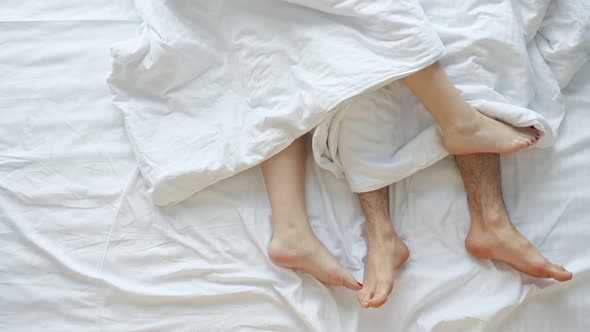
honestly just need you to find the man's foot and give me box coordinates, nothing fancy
[465,213,573,282]
[268,224,362,291]
[441,108,540,155]
[358,231,410,308]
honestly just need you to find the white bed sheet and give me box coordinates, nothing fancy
[1,1,589,332]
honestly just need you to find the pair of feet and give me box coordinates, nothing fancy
[267,108,571,308]
[358,210,573,309]
[268,210,572,309]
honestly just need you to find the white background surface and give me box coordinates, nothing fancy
[1,1,589,331]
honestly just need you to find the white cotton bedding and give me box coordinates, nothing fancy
[108,0,446,206]
[109,0,589,205]
[1,1,590,332]
[316,0,590,192]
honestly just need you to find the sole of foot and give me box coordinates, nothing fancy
[268,227,362,291]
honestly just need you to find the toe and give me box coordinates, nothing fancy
[519,127,534,137]
[547,264,573,282]
[525,126,539,135]
[368,280,394,308]
[529,259,551,277]
[520,129,540,145]
[357,285,374,307]
[523,137,534,148]
[519,133,533,142]
[342,272,362,291]
[356,290,365,304]
[360,289,374,308]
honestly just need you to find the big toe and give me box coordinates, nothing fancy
[547,264,573,282]
[526,127,541,140]
[342,271,362,291]
[516,132,535,146]
[524,126,540,135]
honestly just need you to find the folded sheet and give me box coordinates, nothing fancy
[108,0,445,205]
[2,1,590,330]
[109,0,589,204]
[314,0,589,191]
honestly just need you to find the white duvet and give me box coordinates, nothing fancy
[109,0,588,205]
[2,1,590,331]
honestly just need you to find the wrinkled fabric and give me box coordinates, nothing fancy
[108,0,445,205]
[315,0,589,192]
[109,0,589,205]
[2,1,590,331]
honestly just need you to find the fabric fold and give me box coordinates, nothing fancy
[313,0,582,192]
[109,0,589,203]
[109,0,444,205]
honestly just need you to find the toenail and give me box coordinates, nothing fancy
[357,282,363,287]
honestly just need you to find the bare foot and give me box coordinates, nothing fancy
[268,224,362,291]
[465,213,573,282]
[441,108,540,155]
[358,231,409,308]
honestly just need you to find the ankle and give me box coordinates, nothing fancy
[471,207,510,230]
[441,107,479,133]
[366,221,397,241]
[272,217,312,237]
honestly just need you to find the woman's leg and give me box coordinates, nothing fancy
[262,136,362,291]
[402,62,540,155]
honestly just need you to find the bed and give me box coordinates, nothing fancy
[1,1,589,331]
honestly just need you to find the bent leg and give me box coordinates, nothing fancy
[457,153,572,281]
[357,187,409,308]
[262,136,361,290]
[402,62,539,155]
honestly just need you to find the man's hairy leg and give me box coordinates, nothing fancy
[357,187,410,308]
[457,153,572,281]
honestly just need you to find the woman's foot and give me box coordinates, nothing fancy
[465,212,573,282]
[358,230,409,308]
[268,222,362,291]
[441,108,540,155]
[402,62,539,155]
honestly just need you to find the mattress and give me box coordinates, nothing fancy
[1,1,589,332]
